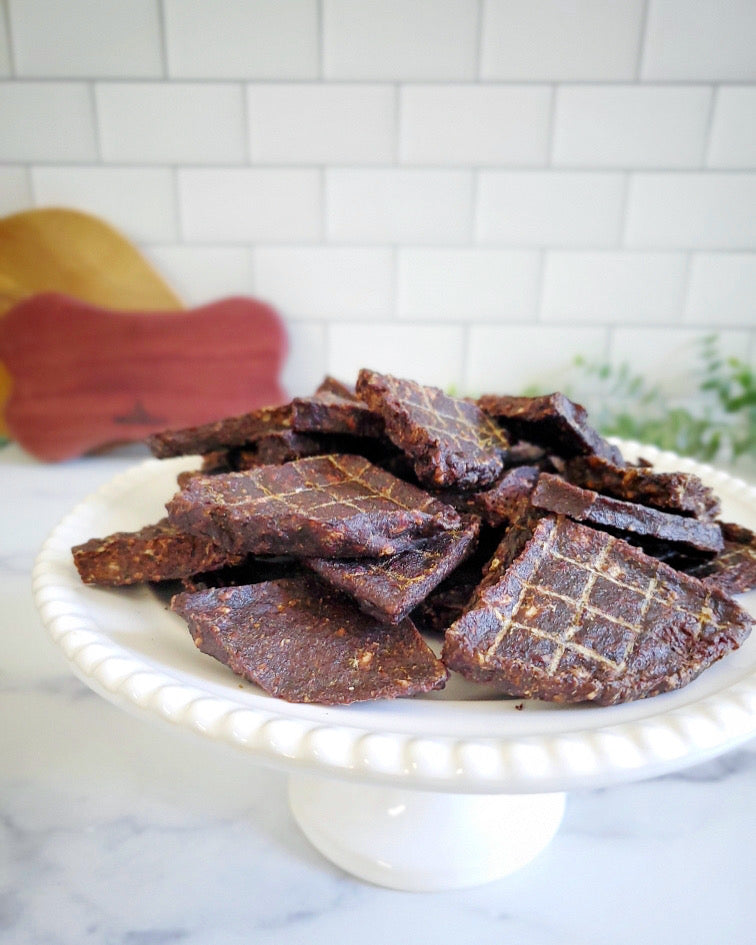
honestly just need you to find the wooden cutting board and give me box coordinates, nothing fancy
[0,293,288,461]
[0,207,183,438]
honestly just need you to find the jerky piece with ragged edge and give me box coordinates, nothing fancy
[147,403,293,458]
[182,555,303,592]
[356,369,510,490]
[563,454,721,520]
[167,453,462,559]
[72,517,242,586]
[531,473,724,555]
[291,387,385,439]
[171,574,448,705]
[442,515,752,705]
[307,515,480,625]
[686,522,756,595]
[470,465,541,527]
[478,392,624,466]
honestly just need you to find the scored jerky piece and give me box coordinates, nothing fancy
[469,466,541,527]
[563,454,721,520]
[442,515,752,705]
[531,473,724,555]
[356,369,510,490]
[685,522,756,595]
[308,515,480,625]
[147,403,293,458]
[478,392,624,466]
[291,387,385,439]
[72,517,242,586]
[167,453,462,559]
[182,555,303,592]
[171,574,448,705]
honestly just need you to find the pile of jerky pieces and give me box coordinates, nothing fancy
[72,370,756,707]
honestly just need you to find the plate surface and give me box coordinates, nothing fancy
[32,442,756,794]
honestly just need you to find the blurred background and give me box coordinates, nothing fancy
[0,0,754,465]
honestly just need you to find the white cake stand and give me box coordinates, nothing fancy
[32,444,756,891]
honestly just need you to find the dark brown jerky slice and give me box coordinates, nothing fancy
[291,388,385,438]
[686,521,756,595]
[356,369,510,490]
[470,466,541,527]
[477,392,624,466]
[563,454,721,520]
[316,375,358,399]
[167,453,461,559]
[72,517,242,586]
[147,403,293,458]
[531,473,724,555]
[442,515,752,705]
[182,555,303,593]
[308,516,480,625]
[171,575,448,704]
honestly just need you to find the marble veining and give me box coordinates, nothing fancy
[1,442,755,944]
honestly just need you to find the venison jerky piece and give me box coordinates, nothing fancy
[531,473,724,555]
[147,404,293,458]
[356,369,510,490]
[167,453,462,559]
[686,522,756,595]
[470,466,541,527]
[478,392,624,466]
[563,454,721,520]
[316,375,358,399]
[72,517,242,586]
[442,515,752,705]
[308,515,480,625]
[182,555,303,592]
[171,575,448,705]
[291,388,385,439]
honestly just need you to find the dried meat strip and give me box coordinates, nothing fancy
[470,466,541,527]
[685,522,756,595]
[356,369,510,490]
[291,388,385,439]
[563,455,721,520]
[171,575,448,704]
[167,453,461,559]
[147,404,293,458]
[308,515,480,625]
[478,392,624,466]
[531,473,724,555]
[442,515,752,705]
[72,517,242,586]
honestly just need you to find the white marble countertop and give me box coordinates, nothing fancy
[2,440,755,945]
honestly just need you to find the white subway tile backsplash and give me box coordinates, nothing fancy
[465,324,608,395]
[144,245,252,307]
[164,0,318,79]
[481,0,644,80]
[541,252,687,323]
[476,171,624,247]
[685,253,756,325]
[625,173,756,249]
[248,85,395,165]
[328,323,465,390]
[8,0,162,77]
[398,248,539,320]
[642,0,756,81]
[31,166,177,243]
[0,82,97,162]
[0,166,31,216]
[400,85,551,166]
[707,88,756,169]
[179,168,321,243]
[323,0,478,80]
[326,169,473,244]
[97,83,246,165]
[553,86,711,169]
[254,246,393,320]
[608,327,751,398]
[281,321,328,397]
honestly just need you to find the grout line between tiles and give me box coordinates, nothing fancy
[700,85,719,168]
[88,81,102,162]
[157,0,169,79]
[634,0,650,81]
[474,0,485,81]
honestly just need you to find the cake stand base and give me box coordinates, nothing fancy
[288,774,566,891]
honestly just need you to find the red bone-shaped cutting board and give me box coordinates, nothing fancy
[0,293,288,461]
